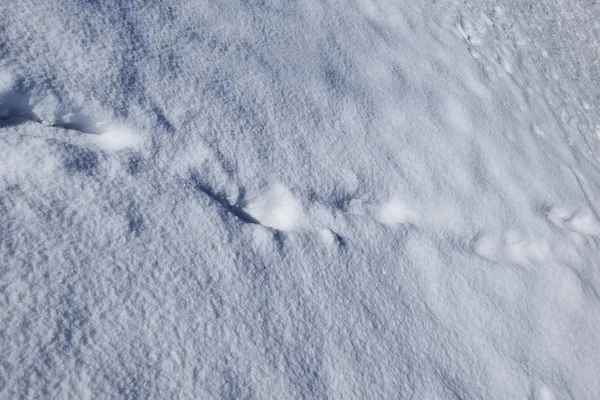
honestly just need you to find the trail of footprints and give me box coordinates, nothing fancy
[198,177,600,269]
[3,81,598,262]
[4,104,599,263]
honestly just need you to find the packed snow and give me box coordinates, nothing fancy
[1,0,600,398]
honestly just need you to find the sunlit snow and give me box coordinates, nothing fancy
[1,0,600,398]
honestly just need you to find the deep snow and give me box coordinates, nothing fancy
[1,0,600,398]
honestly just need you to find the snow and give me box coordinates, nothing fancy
[90,124,141,151]
[376,197,415,226]
[1,0,600,398]
[244,184,302,231]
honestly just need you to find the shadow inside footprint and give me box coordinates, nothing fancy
[189,170,260,225]
[0,89,40,128]
[1,86,100,134]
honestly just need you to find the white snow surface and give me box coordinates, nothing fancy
[1,0,600,398]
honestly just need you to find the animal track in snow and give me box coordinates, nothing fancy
[0,105,140,151]
[376,197,417,226]
[318,228,346,249]
[189,170,260,225]
[1,74,140,151]
[188,175,302,232]
[88,123,140,151]
[473,230,552,266]
[243,184,303,231]
[547,206,600,237]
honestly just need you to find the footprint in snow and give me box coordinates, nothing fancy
[547,206,600,237]
[376,197,417,226]
[473,230,552,266]
[0,72,140,151]
[243,184,303,231]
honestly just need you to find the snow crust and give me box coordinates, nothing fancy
[1,0,600,398]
